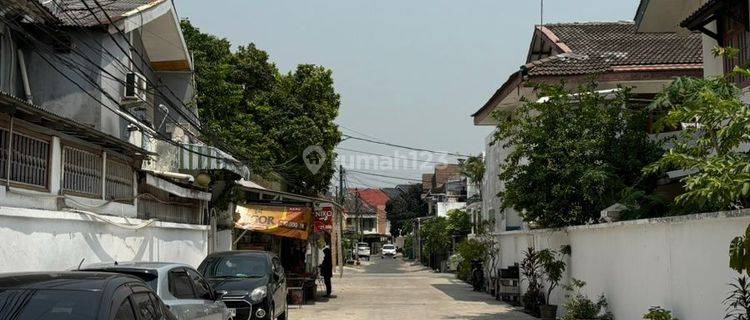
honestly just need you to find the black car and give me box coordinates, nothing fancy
[0,272,176,320]
[198,251,288,320]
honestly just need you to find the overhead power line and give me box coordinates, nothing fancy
[344,169,423,182]
[341,134,471,158]
[336,147,446,165]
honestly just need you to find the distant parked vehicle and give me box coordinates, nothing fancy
[0,272,177,320]
[79,261,231,320]
[382,244,397,258]
[199,251,288,320]
[356,242,371,260]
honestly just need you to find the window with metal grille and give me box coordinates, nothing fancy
[106,158,134,201]
[0,128,50,188]
[62,146,102,197]
[11,132,50,188]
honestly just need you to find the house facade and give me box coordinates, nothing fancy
[471,22,703,235]
[0,0,243,272]
[345,188,390,236]
[421,163,473,217]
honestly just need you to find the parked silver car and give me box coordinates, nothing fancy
[79,262,232,320]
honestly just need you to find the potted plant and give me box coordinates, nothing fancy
[560,278,613,320]
[538,248,566,319]
[643,306,678,320]
[520,248,545,316]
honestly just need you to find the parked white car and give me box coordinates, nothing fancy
[382,244,397,258]
[356,242,371,260]
[79,262,232,320]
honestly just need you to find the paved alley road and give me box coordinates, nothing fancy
[289,255,534,320]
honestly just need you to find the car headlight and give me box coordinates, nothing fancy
[250,286,267,303]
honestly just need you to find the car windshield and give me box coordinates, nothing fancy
[383,245,395,249]
[0,289,100,320]
[357,243,368,248]
[200,255,268,279]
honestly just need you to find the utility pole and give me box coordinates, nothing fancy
[338,165,345,278]
[354,188,362,261]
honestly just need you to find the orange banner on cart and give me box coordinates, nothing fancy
[235,205,312,240]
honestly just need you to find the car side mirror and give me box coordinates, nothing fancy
[213,289,228,300]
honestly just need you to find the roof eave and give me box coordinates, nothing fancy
[0,91,152,158]
[634,0,652,29]
[471,70,523,125]
[680,0,723,30]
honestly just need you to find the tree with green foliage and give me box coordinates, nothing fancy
[385,185,428,235]
[420,217,451,269]
[446,209,471,238]
[455,238,489,281]
[646,73,750,211]
[181,20,341,195]
[460,155,485,199]
[493,82,662,228]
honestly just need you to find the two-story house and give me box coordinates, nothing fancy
[471,22,703,234]
[0,0,244,272]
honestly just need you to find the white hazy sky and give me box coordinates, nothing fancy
[176,0,641,187]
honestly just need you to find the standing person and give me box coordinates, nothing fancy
[320,247,333,297]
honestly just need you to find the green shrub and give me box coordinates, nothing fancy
[643,306,678,320]
[455,239,488,282]
[560,279,613,320]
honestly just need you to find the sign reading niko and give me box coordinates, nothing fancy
[235,205,312,240]
[314,203,334,232]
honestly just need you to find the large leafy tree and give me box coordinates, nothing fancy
[385,184,428,236]
[446,209,472,238]
[494,83,662,228]
[420,217,451,258]
[181,20,341,195]
[646,74,750,210]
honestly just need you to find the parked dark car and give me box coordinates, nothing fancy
[198,251,288,320]
[0,272,176,320]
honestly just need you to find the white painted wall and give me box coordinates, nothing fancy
[495,210,750,320]
[702,22,723,78]
[482,131,522,232]
[216,229,233,252]
[0,206,209,272]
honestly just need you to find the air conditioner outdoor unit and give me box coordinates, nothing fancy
[124,72,147,101]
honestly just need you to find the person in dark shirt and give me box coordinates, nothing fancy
[320,247,333,296]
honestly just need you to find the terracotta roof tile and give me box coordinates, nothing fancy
[352,188,390,208]
[526,22,702,76]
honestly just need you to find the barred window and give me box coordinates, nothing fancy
[106,158,134,201]
[0,128,50,188]
[62,146,102,197]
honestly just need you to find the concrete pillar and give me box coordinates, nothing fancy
[49,136,62,195]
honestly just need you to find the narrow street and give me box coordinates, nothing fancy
[290,255,533,320]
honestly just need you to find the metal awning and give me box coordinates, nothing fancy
[0,91,152,158]
[144,171,211,201]
[179,143,251,180]
[237,180,343,210]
